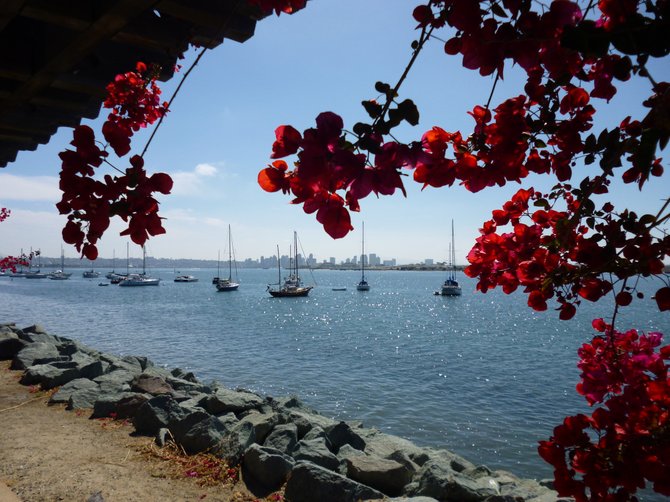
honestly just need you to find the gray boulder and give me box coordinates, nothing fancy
[133,394,186,435]
[115,393,151,419]
[0,331,26,360]
[20,361,80,389]
[243,444,294,489]
[407,461,499,501]
[284,461,384,502]
[170,410,230,454]
[346,455,414,497]
[238,410,278,444]
[217,419,256,465]
[50,378,100,404]
[92,392,144,418]
[131,374,174,396]
[167,375,206,394]
[11,342,59,370]
[20,324,48,335]
[202,388,264,415]
[93,369,135,393]
[171,367,199,383]
[494,471,560,501]
[292,437,340,472]
[286,409,337,439]
[264,422,298,454]
[326,421,366,453]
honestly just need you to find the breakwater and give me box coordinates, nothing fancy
[1,322,565,502]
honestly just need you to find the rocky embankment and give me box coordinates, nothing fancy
[0,322,568,502]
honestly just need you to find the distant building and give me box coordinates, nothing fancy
[370,253,380,266]
[383,259,396,267]
[329,257,336,265]
[424,258,434,266]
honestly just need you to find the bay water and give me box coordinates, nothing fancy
[1,268,667,485]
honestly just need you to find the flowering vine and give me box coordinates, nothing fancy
[539,320,670,500]
[56,62,173,260]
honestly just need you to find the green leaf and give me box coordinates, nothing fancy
[374,81,393,97]
[397,99,420,126]
[639,214,656,226]
[353,122,372,137]
[362,100,383,119]
[490,2,508,17]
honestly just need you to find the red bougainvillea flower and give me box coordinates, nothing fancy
[57,62,172,258]
[0,207,10,223]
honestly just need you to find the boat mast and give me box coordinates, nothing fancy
[142,246,146,275]
[228,224,233,281]
[294,231,299,281]
[361,221,365,282]
[277,245,281,286]
[451,219,456,280]
[126,242,129,275]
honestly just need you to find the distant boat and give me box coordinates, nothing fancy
[268,231,313,297]
[119,246,159,287]
[356,221,370,291]
[110,244,130,283]
[24,271,47,279]
[25,249,47,278]
[216,225,240,292]
[83,261,99,278]
[98,282,110,286]
[175,275,198,283]
[332,287,347,291]
[106,250,118,279]
[435,220,462,296]
[49,248,72,280]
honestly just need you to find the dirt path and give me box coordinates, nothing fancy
[0,361,258,502]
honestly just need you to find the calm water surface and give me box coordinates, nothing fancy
[1,268,667,484]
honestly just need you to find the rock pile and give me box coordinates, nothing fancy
[1,322,568,502]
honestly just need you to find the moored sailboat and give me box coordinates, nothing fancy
[268,232,312,297]
[356,222,370,291]
[48,247,72,280]
[119,246,159,286]
[436,220,462,296]
[83,260,99,278]
[216,225,239,292]
[25,249,47,279]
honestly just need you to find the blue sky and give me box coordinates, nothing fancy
[1,1,668,265]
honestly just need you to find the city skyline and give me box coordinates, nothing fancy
[15,248,441,269]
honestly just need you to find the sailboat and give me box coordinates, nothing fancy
[436,220,462,296]
[82,260,99,278]
[106,249,123,280]
[49,247,72,280]
[118,246,159,286]
[356,222,370,291]
[268,231,313,297]
[25,249,47,279]
[216,225,239,291]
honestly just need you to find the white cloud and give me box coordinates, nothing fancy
[169,163,222,196]
[0,174,60,201]
[194,163,218,176]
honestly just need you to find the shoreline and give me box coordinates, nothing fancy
[1,322,565,501]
